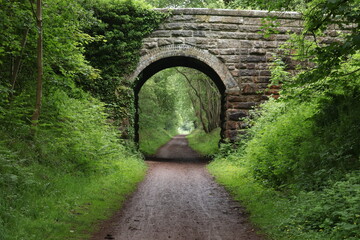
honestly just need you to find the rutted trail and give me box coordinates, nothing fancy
[91,135,263,240]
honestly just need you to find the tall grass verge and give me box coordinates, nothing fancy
[139,128,178,156]
[186,128,221,156]
[0,89,146,240]
[208,159,332,240]
[208,94,360,239]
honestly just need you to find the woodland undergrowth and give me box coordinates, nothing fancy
[0,88,147,240]
[0,0,165,239]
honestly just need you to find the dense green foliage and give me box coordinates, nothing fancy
[209,159,360,240]
[144,0,225,8]
[0,0,163,239]
[81,0,167,137]
[0,88,146,239]
[208,161,330,240]
[245,92,360,190]
[225,0,308,10]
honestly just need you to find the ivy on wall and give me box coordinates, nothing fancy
[80,0,168,138]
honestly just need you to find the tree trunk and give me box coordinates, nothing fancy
[176,68,221,133]
[31,0,43,125]
[10,27,30,93]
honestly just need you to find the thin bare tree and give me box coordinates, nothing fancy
[175,68,221,133]
[30,0,43,125]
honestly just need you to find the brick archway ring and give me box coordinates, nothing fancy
[128,44,239,92]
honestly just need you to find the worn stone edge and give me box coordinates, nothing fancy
[154,8,302,19]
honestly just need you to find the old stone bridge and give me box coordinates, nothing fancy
[129,8,337,141]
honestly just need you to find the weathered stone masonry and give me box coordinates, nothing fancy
[129,8,338,141]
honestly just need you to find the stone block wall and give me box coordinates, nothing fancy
[132,8,338,141]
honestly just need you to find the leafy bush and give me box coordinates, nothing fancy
[209,158,360,240]
[82,0,167,129]
[288,172,360,239]
[37,89,128,172]
[242,99,317,188]
[0,88,146,239]
[0,0,166,239]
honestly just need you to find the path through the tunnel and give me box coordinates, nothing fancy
[91,135,263,240]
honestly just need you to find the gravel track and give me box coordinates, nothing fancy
[91,135,264,240]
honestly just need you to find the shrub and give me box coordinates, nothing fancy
[288,172,360,239]
[243,99,318,188]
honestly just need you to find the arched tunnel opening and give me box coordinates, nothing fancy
[133,56,227,153]
[134,56,226,94]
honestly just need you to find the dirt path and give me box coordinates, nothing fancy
[91,135,264,240]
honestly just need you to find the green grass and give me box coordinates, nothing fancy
[207,158,334,240]
[139,128,177,155]
[186,128,221,156]
[0,149,146,240]
[0,89,148,240]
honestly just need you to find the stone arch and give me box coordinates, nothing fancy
[129,44,239,143]
[129,44,239,93]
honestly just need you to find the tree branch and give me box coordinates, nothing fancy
[28,0,38,21]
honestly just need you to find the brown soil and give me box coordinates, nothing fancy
[91,135,264,240]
